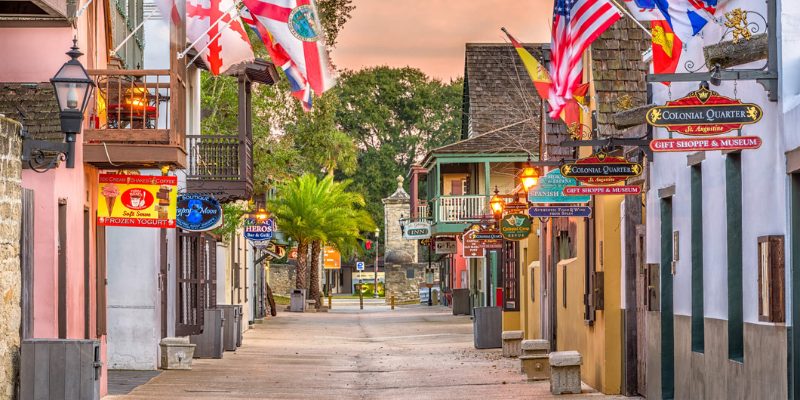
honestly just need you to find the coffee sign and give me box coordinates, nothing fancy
[176,194,223,232]
[500,214,532,240]
[646,86,762,136]
[560,152,643,185]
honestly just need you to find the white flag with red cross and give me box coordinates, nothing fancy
[186,0,255,75]
[241,0,335,95]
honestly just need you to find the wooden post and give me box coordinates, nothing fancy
[391,295,395,310]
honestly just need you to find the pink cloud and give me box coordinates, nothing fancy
[332,0,554,80]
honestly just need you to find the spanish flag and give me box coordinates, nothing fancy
[502,28,551,100]
[652,20,682,84]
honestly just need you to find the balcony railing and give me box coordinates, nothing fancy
[185,134,253,201]
[436,195,488,223]
[83,69,186,168]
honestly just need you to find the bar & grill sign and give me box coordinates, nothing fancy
[176,194,223,232]
[244,217,275,242]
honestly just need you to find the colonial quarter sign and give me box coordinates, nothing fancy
[646,86,763,136]
[560,152,643,185]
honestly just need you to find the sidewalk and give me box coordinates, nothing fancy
[106,305,634,399]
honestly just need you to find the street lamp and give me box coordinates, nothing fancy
[23,38,95,170]
[255,208,269,222]
[374,228,380,299]
[520,158,540,191]
[489,186,505,220]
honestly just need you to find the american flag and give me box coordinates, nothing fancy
[549,0,621,118]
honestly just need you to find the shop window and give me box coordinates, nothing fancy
[758,236,785,323]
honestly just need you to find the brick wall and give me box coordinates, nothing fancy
[0,115,22,400]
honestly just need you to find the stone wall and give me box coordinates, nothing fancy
[384,262,439,304]
[0,116,22,400]
[268,263,296,297]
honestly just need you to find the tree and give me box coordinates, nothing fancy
[333,67,464,232]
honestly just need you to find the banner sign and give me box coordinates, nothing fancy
[435,237,457,254]
[98,174,177,228]
[462,230,486,258]
[500,214,532,240]
[529,206,592,218]
[476,230,503,250]
[650,136,762,152]
[323,247,341,270]
[403,221,432,240]
[528,169,590,204]
[646,86,762,136]
[564,186,642,195]
[176,194,223,232]
[560,152,643,185]
[243,217,275,242]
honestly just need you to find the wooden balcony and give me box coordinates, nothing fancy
[435,195,489,223]
[185,133,253,202]
[83,69,186,169]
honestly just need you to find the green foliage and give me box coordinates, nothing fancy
[211,202,249,240]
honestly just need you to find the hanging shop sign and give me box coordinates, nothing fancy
[435,237,457,254]
[175,194,223,232]
[323,247,341,270]
[462,230,486,258]
[243,217,275,242]
[649,136,762,152]
[476,230,503,250]
[263,242,288,262]
[500,214,532,240]
[403,221,432,240]
[528,169,590,204]
[503,201,529,215]
[646,86,763,136]
[97,174,177,228]
[529,206,592,218]
[560,152,643,185]
[564,185,642,195]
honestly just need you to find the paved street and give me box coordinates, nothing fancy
[107,301,630,399]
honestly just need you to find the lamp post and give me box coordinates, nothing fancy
[23,38,95,170]
[374,228,380,299]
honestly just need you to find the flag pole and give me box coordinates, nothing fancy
[186,11,240,66]
[75,0,94,18]
[112,8,160,56]
[178,0,240,59]
[608,0,653,38]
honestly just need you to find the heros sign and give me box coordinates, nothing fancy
[97,174,177,228]
[176,194,223,232]
[646,86,762,136]
[244,217,275,242]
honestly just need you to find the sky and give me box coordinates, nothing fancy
[331,0,554,81]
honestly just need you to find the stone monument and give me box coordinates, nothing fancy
[382,176,426,304]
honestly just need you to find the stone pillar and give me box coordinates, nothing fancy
[0,116,22,399]
[382,176,423,303]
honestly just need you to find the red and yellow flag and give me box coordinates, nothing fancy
[652,20,682,84]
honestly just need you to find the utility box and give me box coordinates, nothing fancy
[473,306,502,349]
[190,309,225,358]
[219,305,242,351]
[290,289,307,312]
[452,288,471,315]
[20,339,102,400]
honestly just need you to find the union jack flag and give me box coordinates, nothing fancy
[549,0,621,118]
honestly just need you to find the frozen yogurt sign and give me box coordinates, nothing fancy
[97,174,177,228]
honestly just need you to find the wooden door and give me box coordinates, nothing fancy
[635,224,647,395]
[176,231,206,336]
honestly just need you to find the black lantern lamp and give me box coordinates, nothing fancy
[520,157,540,191]
[489,186,505,221]
[49,38,94,168]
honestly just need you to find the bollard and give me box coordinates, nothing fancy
[359,290,364,310]
[391,295,395,310]
[328,295,332,309]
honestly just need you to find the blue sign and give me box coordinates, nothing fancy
[244,217,275,242]
[529,206,592,218]
[528,170,590,204]
[176,194,223,232]
[356,261,365,271]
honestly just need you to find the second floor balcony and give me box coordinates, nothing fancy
[434,195,488,223]
[84,68,186,169]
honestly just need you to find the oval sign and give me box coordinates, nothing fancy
[176,194,223,232]
[500,214,532,241]
[244,217,275,242]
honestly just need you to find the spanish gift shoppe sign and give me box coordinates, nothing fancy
[97,174,177,228]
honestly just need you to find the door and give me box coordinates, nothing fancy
[635,224,647,395]
[176,231,216,336]
[20,189,34,339]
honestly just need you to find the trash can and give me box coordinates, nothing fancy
[219,305,241,351]
[190,308,225,358]
[452,288,471,315]
[290,289,307,312]
[473,306,502,349]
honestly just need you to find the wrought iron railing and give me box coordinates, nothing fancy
[186,134,243,180]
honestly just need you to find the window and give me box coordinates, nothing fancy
[502,241,519,311]
[690,165,704,352]
[757,236,785,323]
[406,268,415,279]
